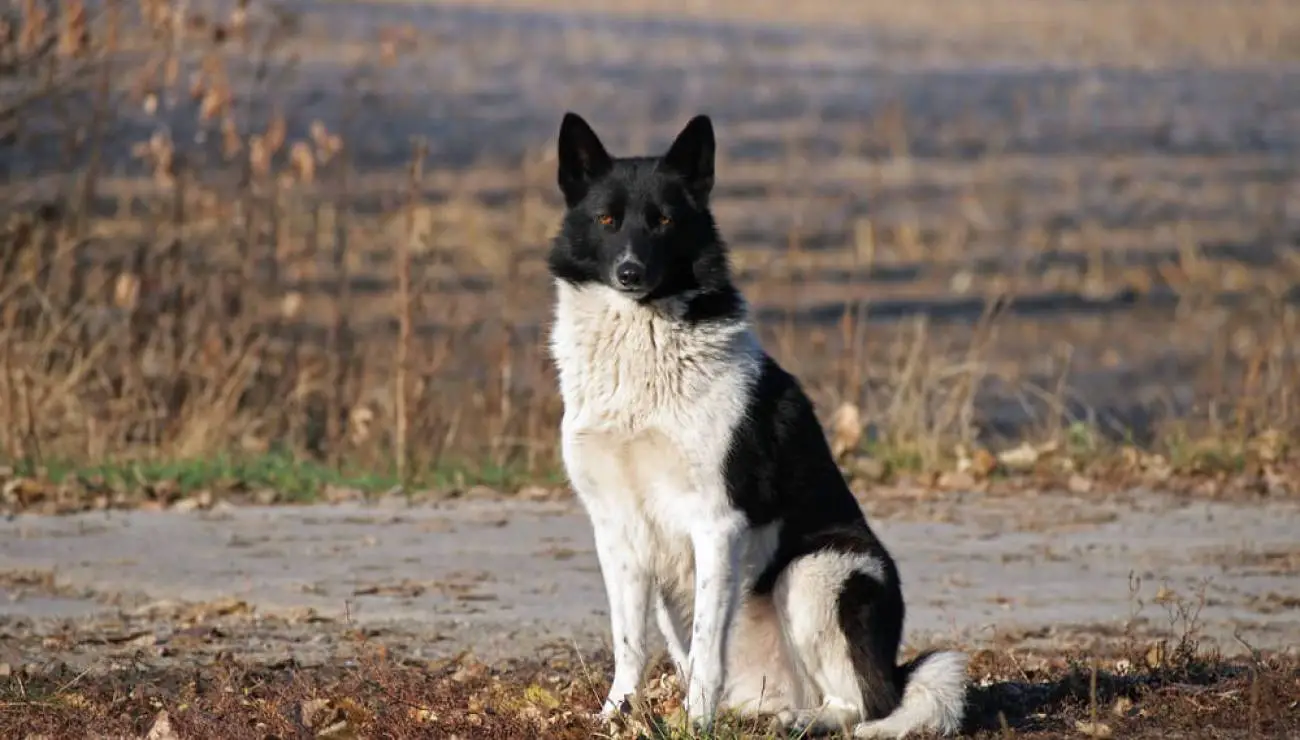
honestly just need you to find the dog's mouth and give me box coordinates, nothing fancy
[612,283,654,300]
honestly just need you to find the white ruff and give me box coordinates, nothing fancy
[549,282,758,438]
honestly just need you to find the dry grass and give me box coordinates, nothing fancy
[1,635,1297,738]
[1,0,1298,509]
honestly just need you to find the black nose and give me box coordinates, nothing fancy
[615,261,645,289]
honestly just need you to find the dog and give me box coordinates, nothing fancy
[546,111,968,738]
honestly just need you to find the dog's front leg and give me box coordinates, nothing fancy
[589,510,653,718]
[685,513,746,729]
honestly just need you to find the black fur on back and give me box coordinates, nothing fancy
[728,356,909,719]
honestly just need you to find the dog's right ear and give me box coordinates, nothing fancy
[557,112,613,207]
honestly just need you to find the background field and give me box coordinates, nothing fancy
[2,0,1299,737]
[4,0,1300,493]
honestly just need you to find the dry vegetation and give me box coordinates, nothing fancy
[2,606,1298,739]
[1,0,1298,514]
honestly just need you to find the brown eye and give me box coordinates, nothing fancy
[658,215,672,226]
[597,214,615,227]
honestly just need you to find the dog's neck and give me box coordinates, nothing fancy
[549,281,759,427]
[552,280,752,350]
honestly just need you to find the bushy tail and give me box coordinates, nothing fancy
[853,650,968,739]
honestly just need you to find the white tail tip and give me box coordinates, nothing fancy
[854,650,969,739]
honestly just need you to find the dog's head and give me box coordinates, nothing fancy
[547,112,731,304]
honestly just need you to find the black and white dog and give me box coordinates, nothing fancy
[546,112,967,738]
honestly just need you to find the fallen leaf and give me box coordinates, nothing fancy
[970,448,999,479]
[937,470,978,491]
[998,442,1040,471]
[1112,696,1135,717]
[829,403,862,459]
[523,684,561,710]
[146,479,182,504]
[518,485,553,501]
[1249,428,1286,463]
[146,710,179,740]
[300,698,332,729]
[408,706,438,723]
[851,457,890,483]
[2,478,53,506]
[1067,474,1095,495]
[1074,719,1113,737]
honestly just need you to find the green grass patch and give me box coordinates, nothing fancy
[6,452,565,503]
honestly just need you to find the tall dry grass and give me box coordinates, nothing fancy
[0,0,1297,496]
[0,0,570,489]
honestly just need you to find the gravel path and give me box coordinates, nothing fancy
[2,490,1297,673]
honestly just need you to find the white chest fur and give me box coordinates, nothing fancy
[549,282,759,528]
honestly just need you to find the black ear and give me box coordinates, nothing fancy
[557,112,613,206]
[660,114,715,201]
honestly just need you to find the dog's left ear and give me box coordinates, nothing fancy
[660,114,715,201]
[557,112,613,207]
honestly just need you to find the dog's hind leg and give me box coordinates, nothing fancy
[773,551,903,736]
[718,594,799,720]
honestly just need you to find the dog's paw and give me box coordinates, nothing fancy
[775,707,854,737]
[688,712,715,734]
[683,680,720,733]
[597,694,633,721]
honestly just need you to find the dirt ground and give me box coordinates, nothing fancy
[3,487,1298,672]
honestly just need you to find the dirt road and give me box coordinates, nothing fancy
[2,488,1297,675]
